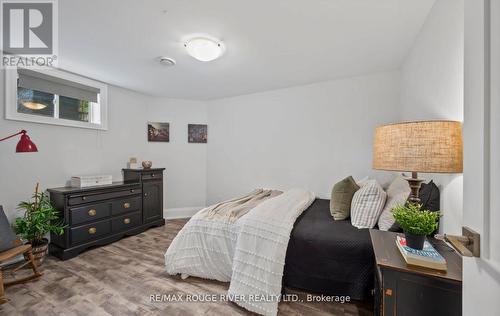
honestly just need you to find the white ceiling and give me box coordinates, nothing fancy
[59,0,436,100]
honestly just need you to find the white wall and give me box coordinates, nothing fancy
[0,70,207,222]
[146,98,207,211]
[206,71,400,204]
[399,0,464,234]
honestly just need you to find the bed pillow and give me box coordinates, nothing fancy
[386,175,410,197]
[377,176,410,231]
[330,176,360,220]
[351,180,387,229]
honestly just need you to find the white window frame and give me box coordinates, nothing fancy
[5,67,108,130]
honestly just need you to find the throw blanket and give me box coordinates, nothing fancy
[165,188,315,316]
[227,189,315,315]
[197,189,282,223]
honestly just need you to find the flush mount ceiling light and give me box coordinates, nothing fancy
[21,102,47,110]
[184,37,224,62]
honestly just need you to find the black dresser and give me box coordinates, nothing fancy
[49,168,165,260]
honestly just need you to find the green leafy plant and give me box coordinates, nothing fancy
[14,183,66,246]
[391,203,440,235]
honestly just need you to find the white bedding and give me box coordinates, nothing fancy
[165,188,315,315]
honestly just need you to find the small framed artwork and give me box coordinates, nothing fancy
[188,124,208,143]
[148,122,169,142]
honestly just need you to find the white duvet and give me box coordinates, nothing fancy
[165,188,315,315]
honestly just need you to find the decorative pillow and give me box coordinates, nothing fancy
[377,176,410,231]
[0,206,19,252]
[419,180,440,211]
[351,180,387,229]
[330,176,360,220]
[386,175,410,197]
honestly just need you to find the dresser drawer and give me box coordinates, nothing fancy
[70,219,111,245]
[112,196,141,215]
[142,171,162,181]
[68,188,141,206]
[112,211,141,233]
[70,202,111,225]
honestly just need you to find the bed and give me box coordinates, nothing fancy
[165,179,439,314]
[284,198,374,301]
[165,191,376,315]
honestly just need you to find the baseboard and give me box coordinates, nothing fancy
[164,206,204,219]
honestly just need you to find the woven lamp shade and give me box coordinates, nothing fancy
[372,120,463,173]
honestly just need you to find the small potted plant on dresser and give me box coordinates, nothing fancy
[14,183,66,266]
[392,203,441,250]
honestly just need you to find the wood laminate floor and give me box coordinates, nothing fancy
[1,219,373,316]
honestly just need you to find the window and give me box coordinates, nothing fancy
[5,68,108,130]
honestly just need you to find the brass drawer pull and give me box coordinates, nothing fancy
[88,227,97,234]
[123,218,131,224]
[123,202,130,209]
[88,209,97,216]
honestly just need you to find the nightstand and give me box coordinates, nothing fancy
[370,229,462,316]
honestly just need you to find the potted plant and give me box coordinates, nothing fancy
[14,183,66,266]
[391,203,440,250]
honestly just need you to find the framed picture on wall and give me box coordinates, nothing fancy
[148,122,169,142]
[188,124,207,143]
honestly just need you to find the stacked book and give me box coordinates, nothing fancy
[395,235,447,271]
[71,175,113,188]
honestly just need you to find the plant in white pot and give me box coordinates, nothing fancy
[14,183,66,266]
[392,203,441,250]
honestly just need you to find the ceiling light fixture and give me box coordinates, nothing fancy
[184,37,224,62]
[21,101,47,110]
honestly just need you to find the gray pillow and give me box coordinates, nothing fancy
[330,176,360,220]
[377,176,410,231]
[0,206,20,252]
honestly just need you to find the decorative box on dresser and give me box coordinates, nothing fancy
[370,229,462,316]
[48,168,165,260]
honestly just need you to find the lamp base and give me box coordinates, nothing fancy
[405,172,424,204]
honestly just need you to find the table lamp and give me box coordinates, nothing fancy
[372,120,463,204]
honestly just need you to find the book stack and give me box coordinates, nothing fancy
[71,175,113,188]
[395,235,447,271]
